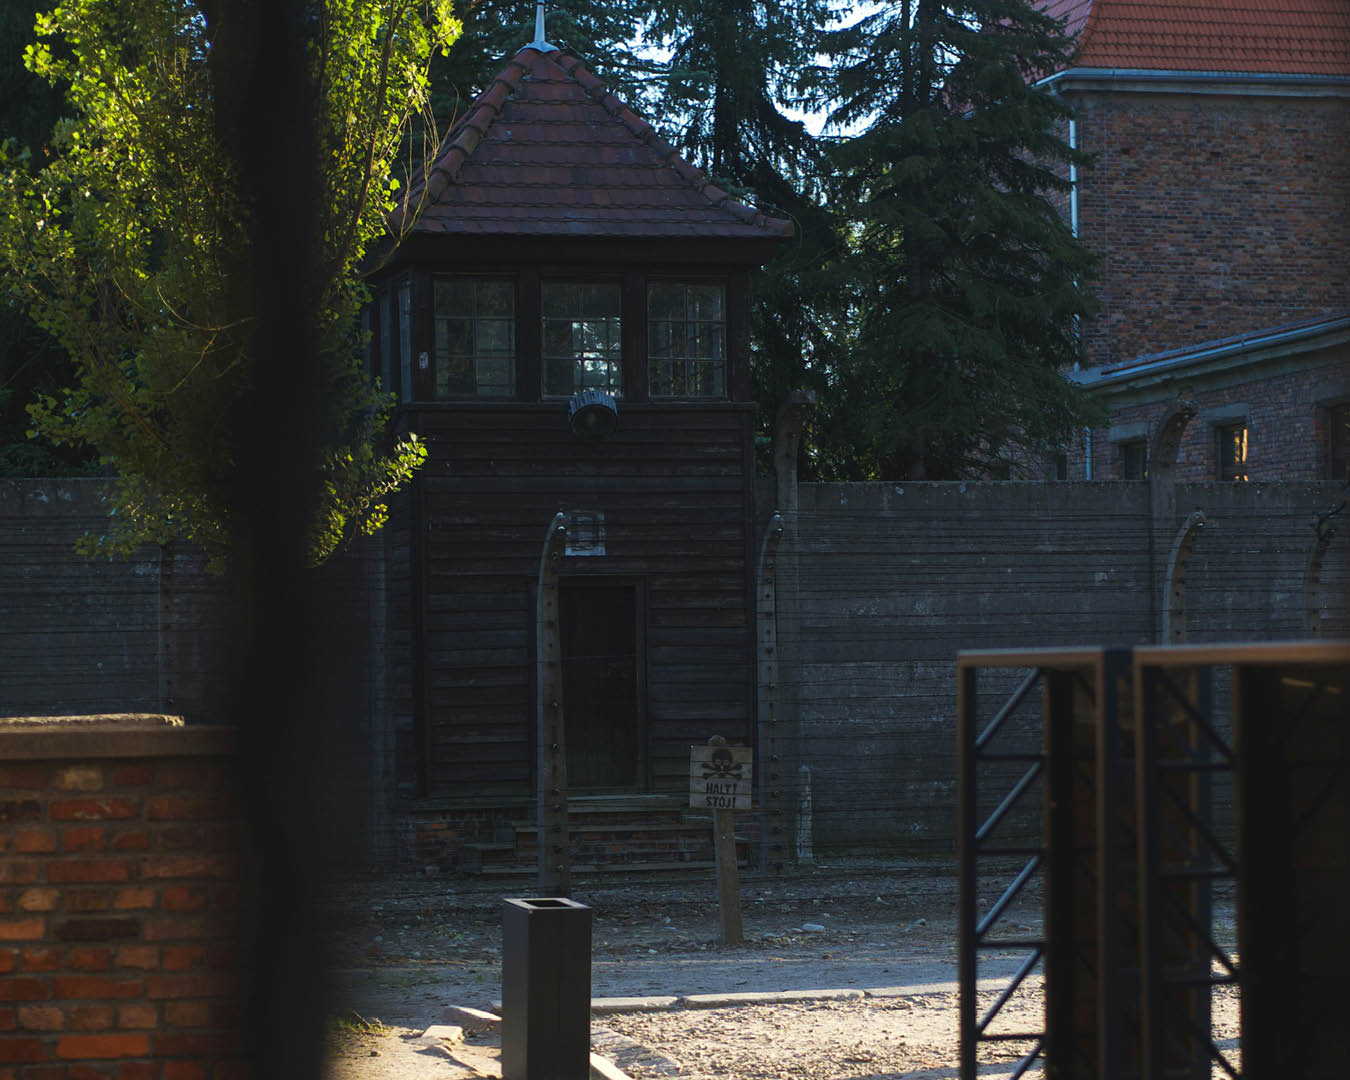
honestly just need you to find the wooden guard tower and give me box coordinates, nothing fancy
[364,28,791,870]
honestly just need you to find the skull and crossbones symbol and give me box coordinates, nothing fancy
[702,748,743,780]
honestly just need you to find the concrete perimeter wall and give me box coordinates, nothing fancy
[0,482,228,725]
[0,480,391,867]
[781,480,1350,853]
[5,477,1347,866]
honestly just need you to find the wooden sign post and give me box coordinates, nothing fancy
[691,737,752,946]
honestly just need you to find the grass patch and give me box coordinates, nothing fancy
[328,1010,391,1051]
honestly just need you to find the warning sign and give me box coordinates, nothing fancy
[689,745,753,811]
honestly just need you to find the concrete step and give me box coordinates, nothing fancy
[463,806,751,877]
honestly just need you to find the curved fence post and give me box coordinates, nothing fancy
[536,511,570,896]
[1306,499,1345,637]
[1162,510,1207,644]
[755,512,785,873]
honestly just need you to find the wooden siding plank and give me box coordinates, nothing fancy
[410,398,754,798]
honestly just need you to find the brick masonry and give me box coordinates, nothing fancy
[0,725,243,1078]
[1073,92,1350,370]
[1054,87,1350,481]
[1078,345,1350,482]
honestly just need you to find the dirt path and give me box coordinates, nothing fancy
[320,859,1237,1079]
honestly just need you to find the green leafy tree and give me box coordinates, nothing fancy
[0,0,460,567]
[0,0,99,476]
[812,0,1101,479]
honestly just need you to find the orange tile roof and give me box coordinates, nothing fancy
[399,46,793,240]
[1040,0,1096,41]
[1040,0,1350,76]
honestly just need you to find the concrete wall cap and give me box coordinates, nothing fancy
[1107,422,1150,443]
[1312,381,1350,406]
[1201,402,1252,424]
[1,713,183,727]
[0,721,236,761]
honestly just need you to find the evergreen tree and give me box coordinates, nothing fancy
[814,0,1101,480]
[429,0,657,127]
[648,0,826,183]
[645,0,845,463]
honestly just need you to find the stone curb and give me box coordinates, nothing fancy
[590,995,682,1013]
[585,975,1037,1013]
[489,981,998,1020]
[420,1021,639,1080]
[443,1005,503,1030]
[582,980,1009,1014]
[680,988,865,1008]
[589,1051,632,1080]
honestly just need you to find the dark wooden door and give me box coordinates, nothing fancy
[560,582,641,789]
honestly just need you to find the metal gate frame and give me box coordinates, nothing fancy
[1134,649,1230,1080]
[958,647,1135,1080]
[1135,642,1350,1080]
[960,640,1350,1080]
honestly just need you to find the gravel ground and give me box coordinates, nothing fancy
[601,983,1242,1080]
[603,993,1021,1080]
[320,858,1239,1079]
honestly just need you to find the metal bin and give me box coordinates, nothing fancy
[501,896,592,1080]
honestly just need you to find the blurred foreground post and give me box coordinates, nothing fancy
[211,0,332,1075]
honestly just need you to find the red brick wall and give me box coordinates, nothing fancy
[1073,91,1350,369]
[0,724,241,1080]
[1086,347,1350,481]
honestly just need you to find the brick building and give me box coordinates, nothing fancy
[1039,0,1350,482]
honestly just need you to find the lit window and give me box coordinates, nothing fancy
[1330,404,1350,483]
[564,511,606,557]
[1120,439,1148,480]
[434,277,516,397]
[1217,423,1248,482]
[541,282,622,396]
[648,283,726,397]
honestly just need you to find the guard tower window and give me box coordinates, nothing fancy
[433,277,516,397]
[648,283,726,398]
[1330,404,1350,482]
[542,282,622,396]
[1120,439,1148,480]
[1217,422,1248,482]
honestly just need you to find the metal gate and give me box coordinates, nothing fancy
[957,641,1350,1080]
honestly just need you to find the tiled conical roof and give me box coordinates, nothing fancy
[399,46,793,240]
[1040,0,1350,76]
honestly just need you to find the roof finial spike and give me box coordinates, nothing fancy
[530,1,559,53]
